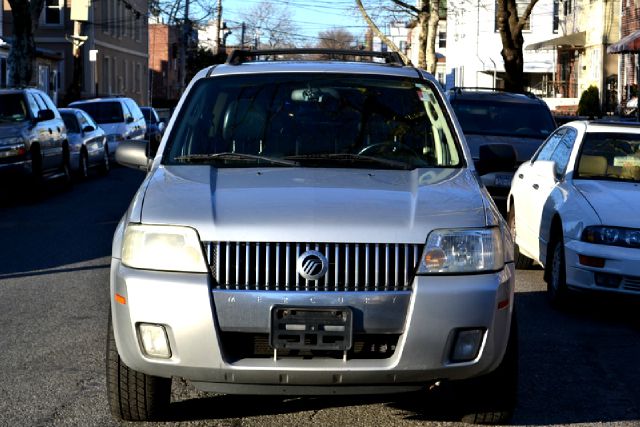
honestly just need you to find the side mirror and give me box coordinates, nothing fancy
[126,116,134,124]
[37,109,55,122]
[82,125,95,133]
[116,140,151,171]
[476,143,517,175]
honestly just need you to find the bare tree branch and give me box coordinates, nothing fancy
[355,0,411,65]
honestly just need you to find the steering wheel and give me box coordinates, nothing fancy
[358,141,420,158]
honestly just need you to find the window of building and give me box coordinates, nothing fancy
[103,57,110,94]
[136,63,142,94]
[399,40,407,53]
[495,0,530,32]
[42,0,63,26]
[564,0,573,15]
[553,0,559,33]
[0,58,6,88]
[438,32,446,48]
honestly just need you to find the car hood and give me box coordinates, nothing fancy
[464,134,546,164]
[574,181,640,228]
[0,121,30,139]
[137,166,488,243]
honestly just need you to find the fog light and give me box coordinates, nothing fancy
[138,323,171,359]
[579,254,605,268]
[594,272,622,289]
[451,329,484,362]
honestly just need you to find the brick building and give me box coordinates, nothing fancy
[149,22,182,106]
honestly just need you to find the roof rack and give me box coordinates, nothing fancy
[225,48,406,66]
[448,86,538,98]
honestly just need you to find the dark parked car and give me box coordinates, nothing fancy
[0,88,71,190]
[140,106,165,155]
[447,87,556,211]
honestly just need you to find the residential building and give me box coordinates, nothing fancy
[525,0,620,113]
[1,0,148,106]
[149,22,182,105]
[371,19,447,86]
[612,0,640,107]
[446,0,557,94]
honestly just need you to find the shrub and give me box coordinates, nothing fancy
[577,85,601,117]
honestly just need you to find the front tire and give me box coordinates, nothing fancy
[508,208,533,269]
[106,313,171,421]
[459,315,519,424]
[100,146,110,175]
[78,150,89,180]
[546,237,570,307]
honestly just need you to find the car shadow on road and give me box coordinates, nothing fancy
[154,291,640,425]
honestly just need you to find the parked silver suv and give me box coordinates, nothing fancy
[108,49,518,424]
[0,88,70,189]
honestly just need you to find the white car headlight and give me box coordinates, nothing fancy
[121,224,208,273]
[417,228,504,274]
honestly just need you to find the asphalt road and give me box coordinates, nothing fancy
[1,167,639,427]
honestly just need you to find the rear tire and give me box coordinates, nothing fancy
[106,312,171,421]
[459,315,519,424]
[508,208,533,269]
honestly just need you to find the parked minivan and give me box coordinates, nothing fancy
[0,88,71,189]
[69,97,146,156]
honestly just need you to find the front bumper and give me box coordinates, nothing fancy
[110,259,515,394]
[565,238,640,294]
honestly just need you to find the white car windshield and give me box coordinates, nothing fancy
[576,132,640,182]
[165,73,462,170]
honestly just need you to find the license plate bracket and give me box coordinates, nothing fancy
[270,306,353,351]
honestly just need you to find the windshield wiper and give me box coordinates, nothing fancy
[284,153,414,169]
[174,152,298,167]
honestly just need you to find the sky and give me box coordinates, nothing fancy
[216,0,371,47]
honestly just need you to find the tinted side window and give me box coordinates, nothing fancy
[550,128,577,177]
[534,129,565,162]
[39,91,58,112]
[122,101,133,121]
[61,112,80,132]
[26,94,41,117]
[126,99,143,121]
[76,111,90,129]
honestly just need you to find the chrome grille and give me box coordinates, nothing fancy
[204,242,422,292]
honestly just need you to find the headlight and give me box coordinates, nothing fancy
[582,226,640,249]
[121,224,208,273]
[0,136,26,146]
[417,228,504,274]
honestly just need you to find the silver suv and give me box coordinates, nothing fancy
[108,49,518,423]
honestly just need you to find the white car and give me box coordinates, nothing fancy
[69,97,146,156]
[508,120,640,305]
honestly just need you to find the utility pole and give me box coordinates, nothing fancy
[180,0,190,93]
[240,22,246,48]
[215,0,222,54]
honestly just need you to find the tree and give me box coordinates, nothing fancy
[6,0,46,87]
[495,0,540,92]
[240,1,299,48]
[317,28,355,50]
[355,0,440,73]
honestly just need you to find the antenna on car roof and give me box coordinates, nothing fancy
[225,48,406,66]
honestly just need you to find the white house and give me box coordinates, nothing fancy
[445,0,558,94]
[371,19,448,85]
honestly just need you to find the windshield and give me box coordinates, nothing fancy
[452,100,555,138]
[165,73,462,169]
[575,132,640,182]
[0,94,30,123]
[60,112,79,133]
[75,102,123,124]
